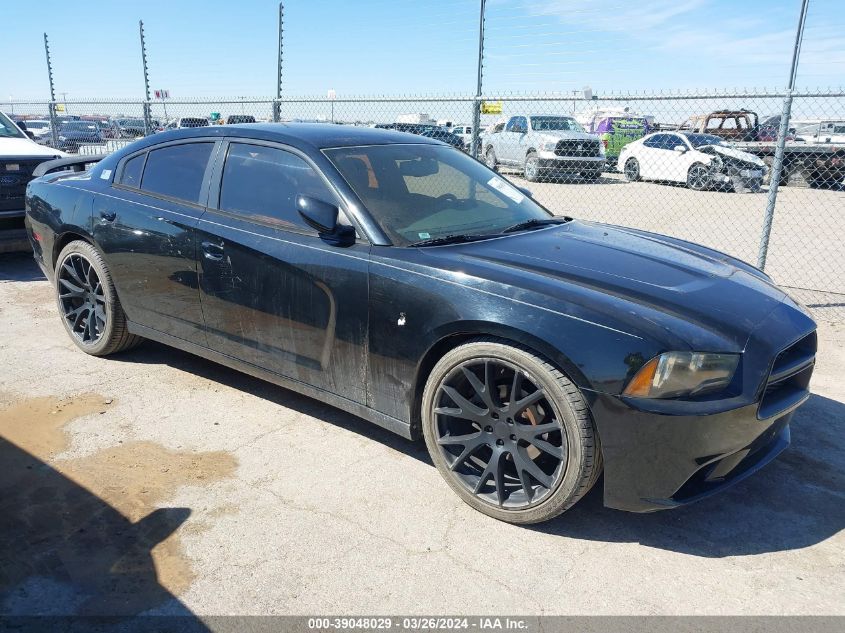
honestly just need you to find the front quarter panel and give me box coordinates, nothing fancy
[366,246,662,428]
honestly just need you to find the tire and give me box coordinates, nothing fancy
[624,158,640,182]
[687,163,710,191]
[484,147,497,170]
[523,152,541,182]
[55,240,142,356]
[422,338,602,524]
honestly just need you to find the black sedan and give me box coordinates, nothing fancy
[25,124,816,524]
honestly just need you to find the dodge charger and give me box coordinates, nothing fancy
[24,124,816,524]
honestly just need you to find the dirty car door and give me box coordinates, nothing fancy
[196,140,369,404]
[94,140,218,346]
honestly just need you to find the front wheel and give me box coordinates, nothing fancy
[55,240,142,356]
[523,152,541,182]
[422,339,602,524]
[484,147,497,169]
[687,163,711,191]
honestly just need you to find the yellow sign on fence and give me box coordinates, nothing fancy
[480,101,503,115]
[55,103,66,112]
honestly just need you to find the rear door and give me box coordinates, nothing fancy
[499,116,526,164]
[94,139,218,346]
[196,140,370,404]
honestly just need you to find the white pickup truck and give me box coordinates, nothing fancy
[481,114,606,182]
[1,110,64,252]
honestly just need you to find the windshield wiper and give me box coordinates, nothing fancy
[410,233,492,247]
[500,217,570,234]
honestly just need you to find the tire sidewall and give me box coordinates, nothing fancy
[55,241,119,355]
[625,158,639,181]
[687,163,709,190]
[421,341,590,524]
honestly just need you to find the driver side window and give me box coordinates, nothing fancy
[506,117,527,133]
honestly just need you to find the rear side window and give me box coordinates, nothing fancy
[219,143,335,230]
[140,143,214,203]
[120,154,145,187]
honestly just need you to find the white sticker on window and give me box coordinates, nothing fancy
[418,232,431,239]
[487,176,524,204]
[100,169,112,180]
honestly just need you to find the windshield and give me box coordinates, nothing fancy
[0,112,26,139]
[325,144,552,246]
[685,133,728,148]
[530,116,585,132]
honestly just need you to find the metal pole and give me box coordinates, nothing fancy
[139,20,153,135]
[273,2,284,123]
[44,33,59,148]
[470,0,486,159]
[757,0,810,270]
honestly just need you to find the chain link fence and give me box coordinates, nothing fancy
[8,88,845,320]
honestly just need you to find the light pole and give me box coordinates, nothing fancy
[470,0,486,158]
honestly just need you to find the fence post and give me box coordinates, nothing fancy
[470,0,486,159]
[139,20,153,135]
[43,33,59,148]
[757,0,810,270]
[273,2,284,123]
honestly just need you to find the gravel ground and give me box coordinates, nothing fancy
[0,250,843,619]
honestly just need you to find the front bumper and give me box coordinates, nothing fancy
[536,150,605,172]
[589,300,815,513]
[587,392,796,512]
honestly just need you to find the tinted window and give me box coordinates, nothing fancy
[120,153,145,187]
[219,143,334,229]
[643,134,665,148]
[506,117,527,132]
[140,143,213,203]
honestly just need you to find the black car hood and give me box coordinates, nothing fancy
[419,220,791,351]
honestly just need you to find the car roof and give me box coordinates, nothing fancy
[128,122,442,151]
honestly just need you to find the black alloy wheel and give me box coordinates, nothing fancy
[422,340,601,523]
[58,253,107,345]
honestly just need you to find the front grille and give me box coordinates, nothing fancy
[555,139,601,157]
[758,331,816,419]
[0,159,50,212]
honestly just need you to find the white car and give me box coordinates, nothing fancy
[450,124,473,145]
[17,119,52,144]
[792,120,845,144]
[618,131,767,192]
[0,110,65,220]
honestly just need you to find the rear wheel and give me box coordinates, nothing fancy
[422,339,602,524]
[624,158,640,182]
[55,240,142,356]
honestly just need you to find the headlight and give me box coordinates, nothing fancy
[623,352,739,399]
[540,141,557,151]
[58,135,67,141]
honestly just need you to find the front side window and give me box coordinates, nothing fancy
[219,143,335,230]
[325,144,552,246]
[140,143,214,203]
[506,117,527,132]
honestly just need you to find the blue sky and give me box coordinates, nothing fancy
[1,0,842,101]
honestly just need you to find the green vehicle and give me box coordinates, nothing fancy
[582,110,652,168]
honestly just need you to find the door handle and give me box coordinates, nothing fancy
[100,210,116,222]
[201,241,224,261]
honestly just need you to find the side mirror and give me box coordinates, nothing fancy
[673,145,687,153]
[25,131,36,140]
[296,195,355,246]
[517,186,533,198]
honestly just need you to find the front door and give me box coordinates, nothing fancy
[196,140,369,404]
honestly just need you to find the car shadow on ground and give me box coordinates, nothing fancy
[118,341,844,560]
[0,437,210,630]
[0,252,46,282]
